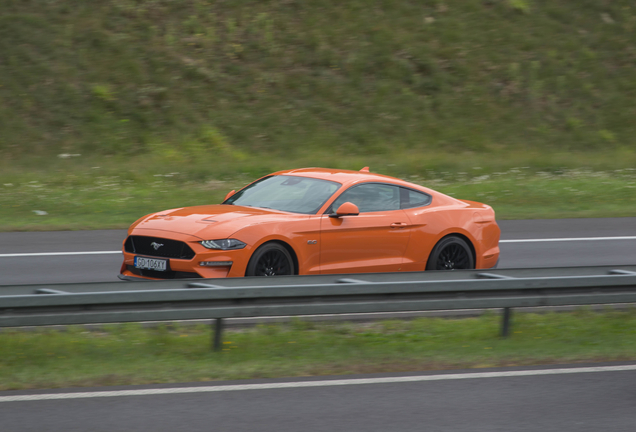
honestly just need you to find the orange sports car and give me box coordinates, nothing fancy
[119,167,500,280]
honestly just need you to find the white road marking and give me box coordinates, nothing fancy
[1,364,636,402]
[500,236,636,243]
[0,251,122,258]
[1,236,634,258]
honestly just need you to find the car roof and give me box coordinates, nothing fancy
[272,167,412,188]
[263,167,462,208]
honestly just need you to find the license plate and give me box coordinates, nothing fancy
[134,256,168,271]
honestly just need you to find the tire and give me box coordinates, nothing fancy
[426,236,475,271]
[246,243,295,276]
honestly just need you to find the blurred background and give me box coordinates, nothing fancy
[1,0,635,230]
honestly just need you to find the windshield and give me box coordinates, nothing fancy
[223,175,341,214]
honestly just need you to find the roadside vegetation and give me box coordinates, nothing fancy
[1,0,635,230]
[2,309,636,391]
[1,166,635,231]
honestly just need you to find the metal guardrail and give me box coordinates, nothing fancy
[2,265,636,350]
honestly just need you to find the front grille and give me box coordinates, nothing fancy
[124,236,195,260]
[126,265,202,280]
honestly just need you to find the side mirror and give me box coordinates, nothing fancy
[330,202,360,218]
[224,190,236,201]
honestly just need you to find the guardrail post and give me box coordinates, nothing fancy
[501,307,512,338]
[213,318,224,351]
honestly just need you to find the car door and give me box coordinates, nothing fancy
[319,183,412,274]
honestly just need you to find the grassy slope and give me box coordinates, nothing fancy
[1,0,635,229]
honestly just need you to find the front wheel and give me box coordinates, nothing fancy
[246,243,295,276]
[426,236,474,271]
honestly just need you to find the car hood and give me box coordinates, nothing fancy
[131,205,310,239]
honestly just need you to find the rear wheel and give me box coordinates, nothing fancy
[246,243,294,276]
[426,236,474,271]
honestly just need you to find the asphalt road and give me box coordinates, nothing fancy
[0,217,635,285]
[2,364,636,432]
[1,219,636,431]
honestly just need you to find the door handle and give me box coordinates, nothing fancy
[390,222,409,228]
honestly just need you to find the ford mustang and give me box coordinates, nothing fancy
[119,167,500,280]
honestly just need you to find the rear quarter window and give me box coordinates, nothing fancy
[400,188,432,209]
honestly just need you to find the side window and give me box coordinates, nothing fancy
[400,187,432,209]
[330,183,400,213]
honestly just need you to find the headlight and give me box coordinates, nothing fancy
[200,239,247,250]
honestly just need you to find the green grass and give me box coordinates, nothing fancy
[2,309,636,390]
[3,0,636,159]
[1,165,634,231]
[1,0,635,229]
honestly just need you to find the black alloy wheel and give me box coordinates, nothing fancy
[426,236,475,271]
[246,243,295,276]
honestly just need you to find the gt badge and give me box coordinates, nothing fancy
[307,240,317,245]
